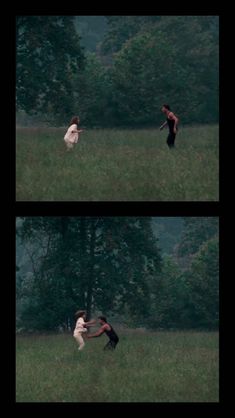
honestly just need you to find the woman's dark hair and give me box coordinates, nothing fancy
[163,104,170,110]
[70,116,79,125]
[98,316,107,322]
[75,310,86,319]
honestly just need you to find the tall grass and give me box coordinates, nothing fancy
[16,125,219,201]
[16,331,219,402]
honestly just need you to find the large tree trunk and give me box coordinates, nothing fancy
[86,220,96,321]
[80,218,88,309]
[61,217,79,331]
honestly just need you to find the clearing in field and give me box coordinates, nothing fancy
[16,330,219,402]
[16,125,219,201]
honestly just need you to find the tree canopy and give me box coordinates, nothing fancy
[16,15,219,127]
[16,217,219,331]
[16,16,85,123]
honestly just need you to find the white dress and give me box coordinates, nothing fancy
[64,124,78,144]
[73,317,87,336]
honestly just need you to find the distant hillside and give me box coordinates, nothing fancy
[74,16,108,52]
[152,217,184,255]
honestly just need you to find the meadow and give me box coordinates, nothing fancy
[16,125,219,201]
[16,330,219,402]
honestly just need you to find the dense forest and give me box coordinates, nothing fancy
[16,217,219,332]
[16,16,219,127]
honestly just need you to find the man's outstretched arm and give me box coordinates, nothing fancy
[160,121,167,130]
[87,325,106,338]
[84,319,96,327]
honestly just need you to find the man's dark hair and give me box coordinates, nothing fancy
[98,316,107,322]
[163,104,170,110]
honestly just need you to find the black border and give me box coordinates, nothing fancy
[15,202,220,216]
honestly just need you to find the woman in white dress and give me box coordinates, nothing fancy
[73,310,96,351]
[64,116,83,150]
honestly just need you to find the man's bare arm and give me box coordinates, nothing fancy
[84,319,96,327]
[160,121,167,130]
[87,325,106,338]
[168,112,178,133]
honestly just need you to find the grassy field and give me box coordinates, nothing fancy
[16,330,219,402]
[16,125,219,201]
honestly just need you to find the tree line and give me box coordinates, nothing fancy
[16,217,219,332]
[16,16,219,127]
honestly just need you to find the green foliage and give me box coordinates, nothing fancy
[101,16,161,54]
[110,31,179,125]
[183,238,219,328]
[178,217,219,259]
[150,256,186,328]
[108,16,218,126]
[16,16,218,127]
[16,216,219,331]
[148,218,219,330]
[16,16,85,123]
[75,53,113,126]
[17,217,161,330]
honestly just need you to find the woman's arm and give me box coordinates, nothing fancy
[71,129,84,133]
